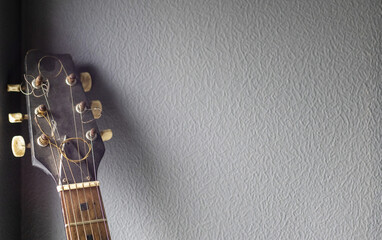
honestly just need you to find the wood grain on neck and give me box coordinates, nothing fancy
[59,182,111,240]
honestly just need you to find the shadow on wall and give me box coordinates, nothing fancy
[77,64,186,238]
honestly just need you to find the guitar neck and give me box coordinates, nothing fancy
[58,181,111,240]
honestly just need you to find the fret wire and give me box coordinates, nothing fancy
[65,218,108,228]
[61,186,110,239]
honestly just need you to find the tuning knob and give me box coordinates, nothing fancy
[7,84,21,92]
[11,136,26,157]
[80,72,92,92]
[91,100,102,119]
[100,129,113,142]
[8,113,28,123]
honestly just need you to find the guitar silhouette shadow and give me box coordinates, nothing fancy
[76,64,185,238]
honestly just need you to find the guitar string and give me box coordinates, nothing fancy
[26,55,79,240]
[21,74,50,98]
[48,137,78,240]
[26,54,79,240]
[47,125,85,240]
[72,105,97,238]
[31,55,108,239]
[41,89,81,240]
[68,78,95,238]
[91,140,111,239]
[80,112,103,239]
[36,115,79,240]
[37,57,85,239]
[62,58,107,239]
[46,122,96,239]
[45,56,91,238]
[36,83,79,240]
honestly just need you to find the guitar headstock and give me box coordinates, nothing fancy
[10,50,112,185]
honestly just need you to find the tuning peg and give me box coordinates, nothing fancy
[11,136,26,157]
[7,84,21,92]
[91,100,102,119]
[100,129,113,142]
[90,100,102,119]
[8,113,28,123]
[80,72,92,92]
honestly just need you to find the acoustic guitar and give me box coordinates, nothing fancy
[9,49,113,240]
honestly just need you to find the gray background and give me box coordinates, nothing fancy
[18,0,382,239]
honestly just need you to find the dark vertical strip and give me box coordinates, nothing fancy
[0,0,21,239]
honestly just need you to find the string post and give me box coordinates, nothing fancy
[76,101,87,113]
[37,134,49,147]
[35,104,47,117]
[32,75,43,89]
[86,128,97,141]
[66,73,77,86]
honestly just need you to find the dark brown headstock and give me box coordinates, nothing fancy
[21,50,108,185]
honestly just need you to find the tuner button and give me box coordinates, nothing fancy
[8,113,28,123]
[11,136,26,157]
[7,84,21,92]
[91,100,102,119]
[80,72,92,92]
[100,129,113,142]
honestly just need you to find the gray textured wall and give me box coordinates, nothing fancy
[22,0,382,239]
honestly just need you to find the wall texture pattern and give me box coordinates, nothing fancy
[22,0,381,239]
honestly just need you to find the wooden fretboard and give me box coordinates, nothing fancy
[58,182,111,240]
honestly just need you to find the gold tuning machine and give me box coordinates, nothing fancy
[91,100,102,119]
[100,129,113,142]
[11,136,26,157]
[80,72,92,92]
[8,113,28,123]
[7,84,21,92]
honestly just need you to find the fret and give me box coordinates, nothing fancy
[59,183,111,240]
[65,218,108,228]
